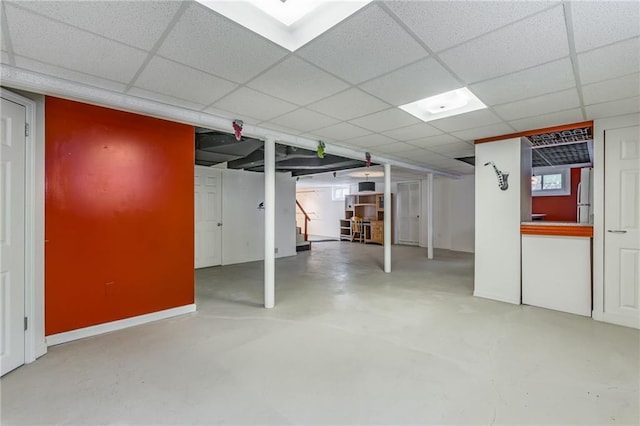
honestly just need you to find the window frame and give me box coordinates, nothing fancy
[531,166,571,197]
[331,185,350,201]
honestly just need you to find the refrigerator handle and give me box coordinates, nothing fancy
[577,182,582,204]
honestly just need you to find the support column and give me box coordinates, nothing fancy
[384,163,391,273]
[264,137,276,308]
[427,173,434,259]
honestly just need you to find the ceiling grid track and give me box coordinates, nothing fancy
[378,1,516,137]
[124,1,191,92]
[561,1,588,121]
[1,2,17,66]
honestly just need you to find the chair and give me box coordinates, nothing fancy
[351,217,364,243]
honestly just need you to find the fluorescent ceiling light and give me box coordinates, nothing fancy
[399,88,487,122]
[195,0,371,51]
[348,171,384,178]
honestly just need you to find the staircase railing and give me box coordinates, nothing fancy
[296,200,310,242]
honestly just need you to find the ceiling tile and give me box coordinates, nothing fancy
[439,6,569,83]
[582,73,640,105]
[311,122,371,141]
[381,122,442,141]
[128,87,207,111]
[571,1,640,52]
[307,88,389,120]
[12,1,182,51]
[247,56,349,106]
[258,122,304,136]
[134,57,237,106]
[297,4,427,84]
[508,108,584,132]
[421,154,462,165]
[429,109,502,133]
[14,55,127,93]
[349,108,421,132]
[372,142,417,154]
[358,57,461,106]
[470,58,576,106]
[392,148,428,160]
[585,96,640,120]
[427,142,474,155]
[158,3,288,83]
[213,87,297,122]
[439,151,476,161]
[408,151,452,163]
[385,1,553,52]
[450,123,515,142]
[200,106,249,123]
[1,29,10,52]
[5,4,147,83]
[407,134,464,149]
[578,37,640,85]
[343,134,397,149]
[493,88,581,121]
[447,164,475,175]
[266,108,340,133]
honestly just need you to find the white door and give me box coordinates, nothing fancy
[604,126,640,328]
[1,97,26,376]
[397,181,420,245]
[195,166,222,268]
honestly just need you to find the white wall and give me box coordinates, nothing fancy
[474,138,531,304]
[432,175,475,253]
[222,169,296,265]
[295,187,344,238]
[296,175,477,253]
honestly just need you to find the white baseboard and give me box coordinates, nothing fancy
[593,311,640,330]
[46,304,196,346]
[473,290,520,305]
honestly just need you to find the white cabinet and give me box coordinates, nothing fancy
[522,234,592,316]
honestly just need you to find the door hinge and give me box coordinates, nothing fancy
[25,123,30,137]
[24,317,28,331]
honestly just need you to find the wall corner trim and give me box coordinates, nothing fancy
[45,304,196,346]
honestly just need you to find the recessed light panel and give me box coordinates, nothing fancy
[399,88,487,122]
[196,0,371,51]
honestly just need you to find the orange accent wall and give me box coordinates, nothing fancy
[45,97,194,335]
[532,167,582,222]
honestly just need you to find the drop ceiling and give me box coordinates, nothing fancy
[1,1,638,176]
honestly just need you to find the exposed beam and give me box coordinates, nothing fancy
[474,121,593,144]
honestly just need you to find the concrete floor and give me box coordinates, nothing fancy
[2,242,639,425]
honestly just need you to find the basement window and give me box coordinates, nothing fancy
[532,167,571,197]
[332,186,350,201]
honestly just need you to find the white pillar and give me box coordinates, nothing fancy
[384,163,391,273]
[427,173,434,259]
[264,137,276,308]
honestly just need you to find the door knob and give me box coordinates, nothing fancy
[217,222,222,227]
[607,230,627,233]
